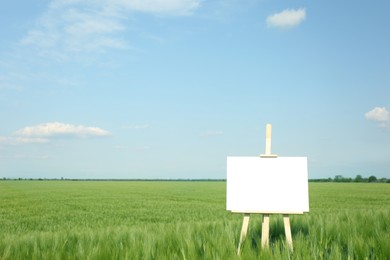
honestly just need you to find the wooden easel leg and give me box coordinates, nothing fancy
[283,214,293,251]
[237,213,250,255]
[261,214,270,248]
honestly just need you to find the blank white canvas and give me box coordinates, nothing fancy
[226,157,309,214]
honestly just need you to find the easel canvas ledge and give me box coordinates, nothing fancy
[230,210,305,214]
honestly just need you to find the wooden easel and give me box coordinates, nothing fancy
[237,124,293,255]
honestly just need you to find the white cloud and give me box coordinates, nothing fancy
[365,107,389,122]
[266,8,306,29]
[365,107,390,128]
[15,122,110,138]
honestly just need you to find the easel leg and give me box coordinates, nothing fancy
[261,214,270,248]
[283,214,293,251]
[237,213,250,255]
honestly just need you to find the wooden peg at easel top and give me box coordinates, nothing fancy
[260,123,278,158]
[265,124,272,155]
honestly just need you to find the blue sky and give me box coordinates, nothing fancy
[1,0,389,179]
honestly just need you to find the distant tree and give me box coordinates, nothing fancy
[368,175,377,183]
[334,175,344,182]
[355,175,363,182]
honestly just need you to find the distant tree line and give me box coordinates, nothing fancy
[2,176,389,183]
[0,177,226,182]
[310,175,390,183]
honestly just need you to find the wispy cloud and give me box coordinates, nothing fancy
[20,0,201,57]
[20,6,128,55]
[0,136,49,145]
[113,144,151,151]
[266,8,306,29]
[365,107,390,129]
[49,0,201,15]
[107,0,201,16]
[200,130,224,137]
[114,145,126,150]
[123,124,150,130]
[3,154,50,160]
[15,122,111,138]
[135,145,151,151]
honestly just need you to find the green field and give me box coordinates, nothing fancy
[1,181,389,259]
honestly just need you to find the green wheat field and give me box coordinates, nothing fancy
[1,181,389,259]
